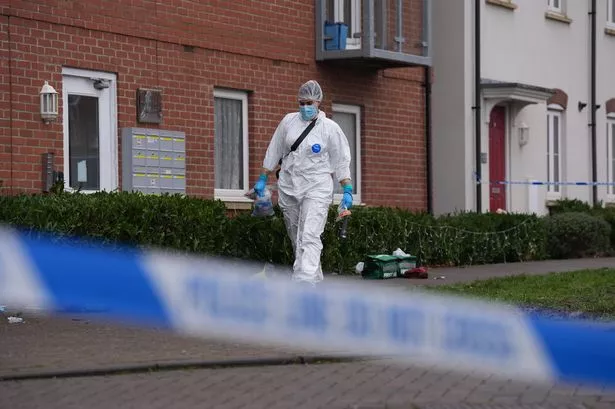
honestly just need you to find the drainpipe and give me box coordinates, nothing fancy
[422,0,433,214]
[473,0,482,212]
[590,0,598,205]
[424,66,433,214]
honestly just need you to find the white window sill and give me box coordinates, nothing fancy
[214,195,252,203]
[606,26,615,36]
[222,200,253,210]
[485,0,517,11]
[214,187,251,199]
[64,186,108,195]
[545,11,572,24]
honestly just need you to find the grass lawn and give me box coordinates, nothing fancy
[427,268,615,319]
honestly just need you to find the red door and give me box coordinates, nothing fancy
[489,106,506,212]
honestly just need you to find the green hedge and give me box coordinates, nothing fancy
[547,198,596,215]
[318,207,547,273]
[548,198,615,250]
[0,191,228,255]
[595,207,615,249]
[0,191,550,274]
[544,212,611,259]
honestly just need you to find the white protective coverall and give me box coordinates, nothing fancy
[262,109,352,284]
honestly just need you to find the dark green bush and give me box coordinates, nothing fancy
[548,198,595,215]
[0,192,551,274]
[224,205,547,273]
[544,198,615,251]
[544,212,611,259]
[432,211,547,266]
[0,191,228,255]
[222,206,293,263]
[593,207,615,250]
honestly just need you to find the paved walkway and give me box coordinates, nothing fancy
[331,257,615,288]
[1,360,614,409]
[1,258,615,409]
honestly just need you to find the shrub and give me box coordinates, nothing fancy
[544,212,611,259]
[548,198,595,215]
[591,207,615,250]
[0,191,229,255]
[0,192,552,274]
[544,198,615,251]
[432,211,547,266]
[339,208,540,271]
[222,206,293,263]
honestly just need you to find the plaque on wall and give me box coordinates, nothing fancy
[137,88,162,124]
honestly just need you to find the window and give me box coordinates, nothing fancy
[332,103,361,204]
[62,67,117,193]
[325,0,362,50]
[547,106,563,196]
[608,0,615,27]
[547,0,562,13]
[608,115,615,195]
[213,89,249,201]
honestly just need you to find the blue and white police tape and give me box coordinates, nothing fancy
[474,176,615,186]
[1,226,614,387]
[490,180,615,186]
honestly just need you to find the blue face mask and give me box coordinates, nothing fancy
[299,104,318,121]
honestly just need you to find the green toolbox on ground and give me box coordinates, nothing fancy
[361,255,399,279]
[361,254,416,280]
[361,253,418,279]
[396,254,418,274]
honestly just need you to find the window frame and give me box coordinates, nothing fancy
[213,88,250,202]
[607,114,615,198]
[547,0,563,14]
[608,0,615,28]
[330,0,362,50]
[332,103,362,205]
[546,104,564,200]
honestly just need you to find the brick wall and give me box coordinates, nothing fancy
[547,88,569,110]
[1,0,427,211]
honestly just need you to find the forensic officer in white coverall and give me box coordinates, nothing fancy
[253,80,353,285]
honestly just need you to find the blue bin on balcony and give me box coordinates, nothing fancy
[324,22,348,50]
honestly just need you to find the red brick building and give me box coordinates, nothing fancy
[0,0,432,211]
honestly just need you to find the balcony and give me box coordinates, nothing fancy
[315,0,432,69]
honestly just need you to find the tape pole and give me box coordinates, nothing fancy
[1,226,614,387]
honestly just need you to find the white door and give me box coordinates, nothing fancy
[62,68,117,192]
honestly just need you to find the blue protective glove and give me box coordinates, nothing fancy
[342,185,353,209]
[253,173,268,197]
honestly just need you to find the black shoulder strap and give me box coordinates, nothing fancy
[290,118,317,152]
[276,118,318,179]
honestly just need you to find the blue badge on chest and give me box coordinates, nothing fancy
[311,144,321,153]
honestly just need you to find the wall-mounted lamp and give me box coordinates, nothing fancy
[518,122,529,147]
[40,81,58,124]
[578,101,587,112]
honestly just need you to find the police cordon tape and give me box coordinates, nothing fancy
[0,226,614,387]
[474,175,615,186]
